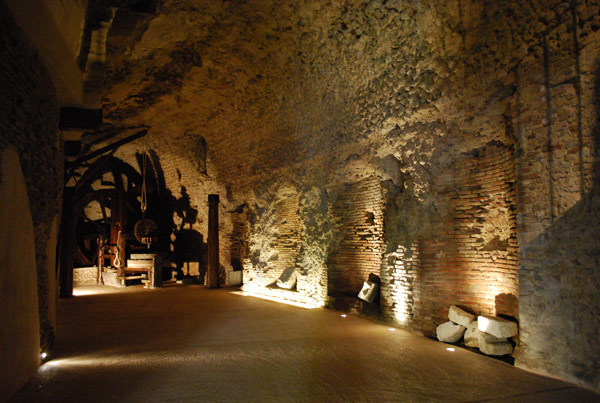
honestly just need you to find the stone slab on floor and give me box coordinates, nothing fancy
[448,305,475,328]
[478,315,519,338]
[436,321,466,343]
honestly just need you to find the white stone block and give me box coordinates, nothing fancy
[478,333,513,356]
[436,321,466,343]
[448,305,475,327]
[357,281,379,303]
[277,267,297,289]
[478,315,518,338]
[479,332,507,344]
[226,270,242,286]
[464,321,479,348]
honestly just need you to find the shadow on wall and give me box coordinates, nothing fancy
[517,64,600,390]
[139,153,207,281]
[173,186,206,280]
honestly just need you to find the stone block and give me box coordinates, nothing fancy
[448,305,475,327]
[226,270,242,286]
[464,321,479,348]
[277,267,297,289]
[478,333,513,356]
[479,332,507,344]
[478,315,518,338]
[436,321,466,343]
[358,281,379,303]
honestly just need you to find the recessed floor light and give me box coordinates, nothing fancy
[446,347,456,352]
[340,314,347,318]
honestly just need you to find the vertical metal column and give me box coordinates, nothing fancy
[206,194,220,288]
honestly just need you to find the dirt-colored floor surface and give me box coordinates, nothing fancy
[10,285,600,402]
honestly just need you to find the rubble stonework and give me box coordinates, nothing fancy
[96,0,600,391]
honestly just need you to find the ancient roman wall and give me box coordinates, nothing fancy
[510,3,600,389]
[99,0,600,391]
[328,177,384,296]
[242,186,329,306]
[243,190,302,287]
[421,143,518,334]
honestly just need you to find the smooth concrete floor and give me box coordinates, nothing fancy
[10,285,600,403]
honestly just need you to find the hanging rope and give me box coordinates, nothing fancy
[135,142,158,249]
[141,151,147,217]
[113,230,122,268]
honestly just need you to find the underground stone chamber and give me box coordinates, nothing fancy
[1,0,600,398]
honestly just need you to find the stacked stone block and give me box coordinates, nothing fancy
[409,143,519,335]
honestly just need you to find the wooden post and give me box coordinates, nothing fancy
[206,194,220,288]
[59,187,76,298]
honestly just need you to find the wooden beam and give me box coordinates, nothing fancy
[66,129,148,169]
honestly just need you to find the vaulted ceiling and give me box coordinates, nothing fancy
[99,0,576,194]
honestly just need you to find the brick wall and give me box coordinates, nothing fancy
[381,243,419,325]
[381,143,518,334]
[415,143,518,334]
[272,195,302,276]
[328,177,384,295]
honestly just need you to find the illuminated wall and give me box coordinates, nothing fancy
[242,187,328,307]
[415,143,518,334]
[380,143,518,334]
[328,177,384,296]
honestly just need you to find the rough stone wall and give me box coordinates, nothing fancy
[99,0,600,390]
[243,185,330,305]
[509,2,600,389]
[243,188,301,287]
[0,0,62,357]
[328,177,384,295]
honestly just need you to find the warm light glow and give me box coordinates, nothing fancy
[230,291,322,309]
[446,347,455,352]
[41,352,47,360]
[73,285,126,296]
[388,328,396,332]
[340,314,347,318]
